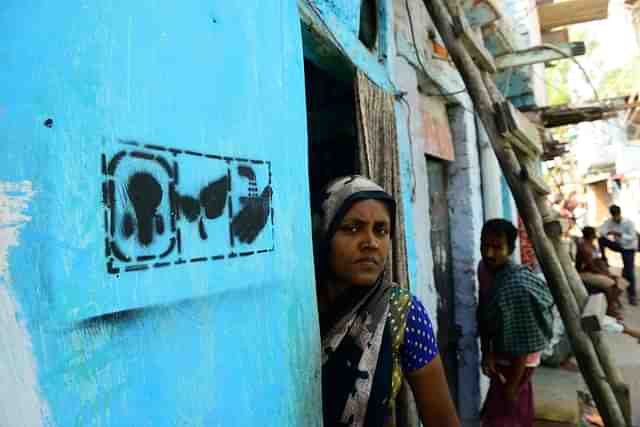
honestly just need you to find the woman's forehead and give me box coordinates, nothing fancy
[342,199,391,221]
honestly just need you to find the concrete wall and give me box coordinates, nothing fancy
[447,106,486,426]
[0,2,321,426]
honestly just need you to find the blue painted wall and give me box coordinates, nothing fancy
[0,1,321,426]
[501,175,514,222]
[301,0,394,91]
[315,0,362,33]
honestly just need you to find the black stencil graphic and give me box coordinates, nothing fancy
[200,176,229,219]
[232,185,272,243]
[103,141,274,274]
[175,175,230,240]
[123,172,164,246]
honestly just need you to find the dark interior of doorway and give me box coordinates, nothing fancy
[304,59,358,210]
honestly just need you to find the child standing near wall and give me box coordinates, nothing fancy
[477,219,555,427]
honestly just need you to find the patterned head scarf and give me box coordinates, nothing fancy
[313,175,396,280]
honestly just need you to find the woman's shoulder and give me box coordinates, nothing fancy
[396,290,439,373]
[389,286,433,322]
[389,285,426,305]
[388,284,412,321]
[390,283,411,300]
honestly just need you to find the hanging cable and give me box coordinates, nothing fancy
[395,91,418,201]
[404,0,468,98]
[522,43,601,103]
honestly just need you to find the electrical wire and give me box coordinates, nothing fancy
[528,61,628,141]
[396,93,418,201]
[530,66,575,102]
[540,43,600,102]
[404,0,468,98]
[401,0,479,118]
[304,0,629,157]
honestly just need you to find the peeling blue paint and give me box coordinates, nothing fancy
[313,0,362,34]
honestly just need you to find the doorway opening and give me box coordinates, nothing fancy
[304,59,358,209]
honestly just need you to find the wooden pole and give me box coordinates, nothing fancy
[548,228,632,426]
[421,0,628,425]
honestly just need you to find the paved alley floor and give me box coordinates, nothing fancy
[604,259,640,426]
[535,257,640,426]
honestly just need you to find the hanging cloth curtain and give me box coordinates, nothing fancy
[354,70,418,427]
[354,70,409,288]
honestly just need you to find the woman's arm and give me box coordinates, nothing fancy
[406,356,461,427]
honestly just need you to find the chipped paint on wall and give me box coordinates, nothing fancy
[0,181,50,427]
[314,0,361,33]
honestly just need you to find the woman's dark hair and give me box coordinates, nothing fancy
[609,204,621,216]
[582,226,596,240]
[481,218,518,253]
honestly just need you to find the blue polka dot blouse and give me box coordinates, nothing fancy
[401,296,439,373]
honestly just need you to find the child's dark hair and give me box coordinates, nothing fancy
[582,226,596,240]
[481,219,518,253]
[609,204,621,216]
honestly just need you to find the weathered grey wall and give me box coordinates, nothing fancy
[448,105,485,427]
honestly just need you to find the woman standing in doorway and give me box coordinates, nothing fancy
[314,175,460,427]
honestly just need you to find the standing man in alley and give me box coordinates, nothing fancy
[478,219,554,427]
[599,204,638,306]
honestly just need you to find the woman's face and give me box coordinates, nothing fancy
[328,199,391,288]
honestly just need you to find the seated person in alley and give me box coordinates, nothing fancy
[477,219,554,427]
[598,204,638,306]
[575,226,628,320]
